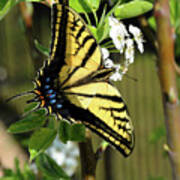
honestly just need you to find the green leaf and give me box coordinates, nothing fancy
[33,108,46,116]
[97,20,110,43]
[0,0,8,10]
[58,120,71,143]
[34,39,49,57]
[47,115,57,129]
[23,163,36,180]
[84,0,100,11]
[0,0,43,21]
[0,0,17,20]
[148,16,156,31]
[69,0,91,13]
[29,128,57,158]
[8,111,46,133]
[23,103,38,113]
[15,159,24,179]
[88,25,98,40]
[114,1,153,19]
[69,124,85,142]
[59,121,85,143]
[29,149,39,162]
[36,153,69,179]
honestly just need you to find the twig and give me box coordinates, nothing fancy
[95,141,109,160]
[78,130,97,180]
[154,0,180,179]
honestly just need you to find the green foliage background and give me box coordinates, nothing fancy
[1,0,179,179]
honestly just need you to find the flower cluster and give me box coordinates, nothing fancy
[46,137,79,176]
[102,16,144,81]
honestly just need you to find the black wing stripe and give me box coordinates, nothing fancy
[49,4,68,72]
[81,41,97,66]
[62,102,134,156]
[76,25,86,39]
[60,40,98,86]
[74,35,94,55]
[65,92,124,103]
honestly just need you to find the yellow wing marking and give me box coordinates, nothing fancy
[55,4,101,88]
[64,82,134,155]
[48,4,62,65]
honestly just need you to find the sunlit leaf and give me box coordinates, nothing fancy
[69,0,91,13]
[114,1,153,19]
[0,0,16,20]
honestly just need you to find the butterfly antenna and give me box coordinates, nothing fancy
[6,90,35,103]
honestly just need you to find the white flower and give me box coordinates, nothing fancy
[46,137,79,176]
[110,71,122,81]
[109,16,129,53]
[109,17,129,37]
[104,58,114,68]
[101,48,109,60]
[110,64,123,81]
[125,38,134,64]
[129,25,144,53]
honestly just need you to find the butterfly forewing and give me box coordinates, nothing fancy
[48,2,102,89]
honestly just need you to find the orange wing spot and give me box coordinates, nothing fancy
[40,100,45,107]
[34,90,41,95]
[40,96,44,100]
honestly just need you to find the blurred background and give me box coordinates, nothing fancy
[0,2,171,180]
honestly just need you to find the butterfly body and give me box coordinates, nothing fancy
[31,0,134,157]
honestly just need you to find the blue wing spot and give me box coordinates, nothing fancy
[44,85,50,89]
[47,89,53,94]
[46,77,50,82]
[49,94,56,99]
[50,99,56,104]
[56,104,62,109]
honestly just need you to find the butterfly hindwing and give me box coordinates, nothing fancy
[64,81,134,156]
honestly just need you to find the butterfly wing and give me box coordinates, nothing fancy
[45,2,102,89]
[34,0,135,157]
[63,82,134,156]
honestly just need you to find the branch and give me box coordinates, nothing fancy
[78,130,97,180]
[154,0,180,179]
